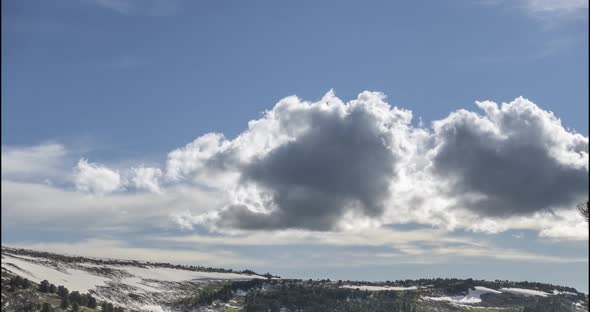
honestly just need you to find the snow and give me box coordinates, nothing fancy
[121,277,165,293]
[1,253,263,296]
[119,265,264,282]
[341,285,418,291]
[500,287,550,297]
[7,254,42,261]
[425,286,502,305]
[552,289,577,296]
[474,286,502,294]
[1,255,110,293]
[425,286,567,304]
[139,305,166,312]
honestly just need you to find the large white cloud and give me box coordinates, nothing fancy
[429,97,588,217]
[1,91,588,239]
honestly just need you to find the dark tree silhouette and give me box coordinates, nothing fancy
[578,201,589,222]
[39,280,49,293]
[41,303,52,312]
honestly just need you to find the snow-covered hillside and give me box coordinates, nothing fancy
[1,246,267,311]
[2,246,587,312]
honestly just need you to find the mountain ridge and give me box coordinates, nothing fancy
[2,245,588,312]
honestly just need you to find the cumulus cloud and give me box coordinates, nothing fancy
[215,91,411,230]
[74,159,123,195]
[2,92,588,240]
[160,92,588,235]
[130,165,163,193]
[429,97,588,217]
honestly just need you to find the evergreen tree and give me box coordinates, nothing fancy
[80,293,89,307]
[57,285,69,298]
[41,302,52,312]
[69,290,81,304]
[60,296,70,310]
[39,280,50,293]
[8,276,19,291]
[87,295,97,308]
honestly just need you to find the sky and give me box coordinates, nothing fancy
[2,0,589,292]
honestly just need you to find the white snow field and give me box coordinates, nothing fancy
[341,285,419,291]
[1,254,110,293]
[424,285,559,305]
[1,254,263,290]
[425,286,502,305]
[500,287,550,297]
[1,251,266,311]
[552,289,578,296]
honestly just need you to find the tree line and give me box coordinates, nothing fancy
[7,275,128,312]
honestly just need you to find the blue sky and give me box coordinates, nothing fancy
[2,0,589,292]
[3,0,588,159]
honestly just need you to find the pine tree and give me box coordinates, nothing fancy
[41,303,52,312]
[87,295,97,308]
[60,296,70,310]
[39,280,50,293]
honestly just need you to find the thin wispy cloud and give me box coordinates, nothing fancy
[479,0,588,23]
[86,0,179,16]
[525,0,588,13]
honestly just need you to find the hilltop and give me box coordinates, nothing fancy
[1,246,587,312]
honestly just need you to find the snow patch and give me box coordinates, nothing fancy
[425,286,502,305]
[1,253,264,299]
[341,285,418,291]
[500,287,550,297]
[552,289,577,296]
[1,255,109,293]
[139,305,166,312]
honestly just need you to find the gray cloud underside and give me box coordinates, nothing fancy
[212,96,587,230]
[219,108,397,231]
[433,112,588,217]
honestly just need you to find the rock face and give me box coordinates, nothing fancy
[1,246,588,312]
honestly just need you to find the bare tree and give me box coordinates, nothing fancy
[577,201,589,222]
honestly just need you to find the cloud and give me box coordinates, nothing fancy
[1,143,69,182]
[2,92,588,240]
[153,227,585,264]
[215,91,410,231]
[480,0,588,23]
[1,180,225,234]
[169,93,587,233]
[130,165,163,193]
[86,0,179,16]
[525,0,588,13]
[6,239,267,267]
[74,159,123,195]
[429,97,588,217]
